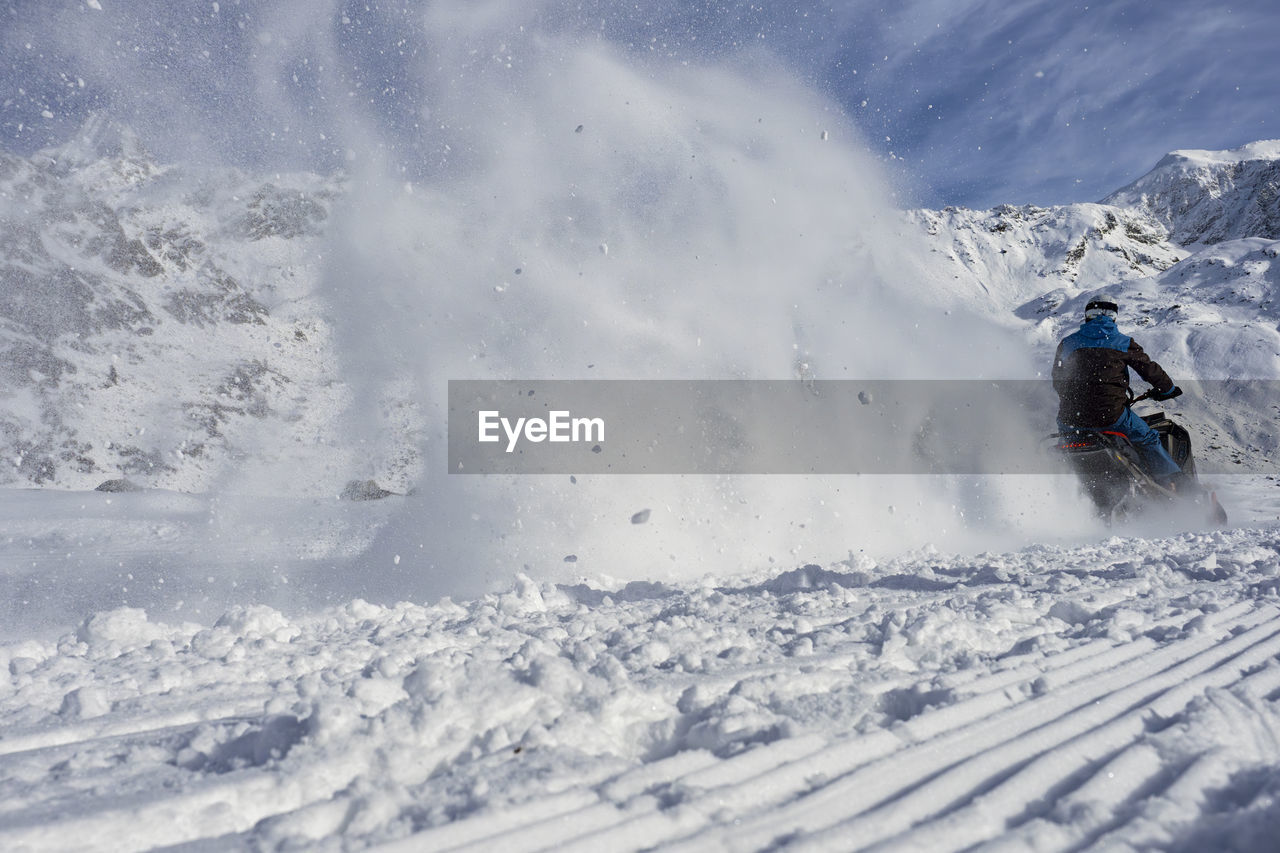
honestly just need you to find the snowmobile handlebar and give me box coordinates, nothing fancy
[1129,386,1182,405]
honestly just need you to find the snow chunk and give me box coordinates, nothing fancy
[402,660,450,705]
[522,653,585,696]
[497,573,547,614]
[190,606,298,659]
[214,604,294,640]
[1048,599,1095,625]
[75,607,167,656]
[344,598,384,620]
[348,677,408,716]
[60,685,111,718]
[2,639,50,676]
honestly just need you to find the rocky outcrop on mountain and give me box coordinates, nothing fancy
[0,117,354,491]
[340,479,397,501]
[908,201,1181,316]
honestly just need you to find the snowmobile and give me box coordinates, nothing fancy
[1048,389,1229,526]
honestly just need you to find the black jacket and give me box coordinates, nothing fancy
[1052,316,1174,427]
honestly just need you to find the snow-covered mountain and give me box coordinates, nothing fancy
[1104,139,1280,246]
[911,140,1280,381]
[8,126,1275,489]
[0,116,412,495]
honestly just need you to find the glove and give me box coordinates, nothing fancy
[1151,385,1183,401]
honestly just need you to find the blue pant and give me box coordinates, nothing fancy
[1060,408,1181,481]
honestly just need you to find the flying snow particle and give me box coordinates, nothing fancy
[821,130,829,141]
[858,391,873,405]
[599,243,608,256]
[631,509,651,524]
[86,0,103,9]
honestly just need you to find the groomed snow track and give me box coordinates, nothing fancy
[390,599,1280,853]
[3,527,1280,851]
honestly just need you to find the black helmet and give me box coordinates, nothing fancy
[1084,298,1118,321]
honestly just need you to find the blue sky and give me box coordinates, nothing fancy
[2,0,1276,208]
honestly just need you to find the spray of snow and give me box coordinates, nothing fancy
[265,6,1087,600]
[4,0,1095,610]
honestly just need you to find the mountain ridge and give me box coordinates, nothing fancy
[1103,138,1280,246]
[1,125,1276,488]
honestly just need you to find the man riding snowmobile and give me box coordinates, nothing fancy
[1052,298,1186,489]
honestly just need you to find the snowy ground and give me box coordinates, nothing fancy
[3,479,1279,851]
[0,489,401,642]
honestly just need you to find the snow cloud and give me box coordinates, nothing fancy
[294,5,1072,598]
[0,0,1090,605]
